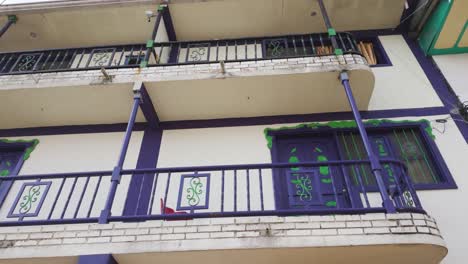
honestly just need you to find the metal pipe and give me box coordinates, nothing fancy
[339,72,396,213]
[99,91,141,223]
[142,5,164,67]
[0,15,17,38]
[317,0,340,52]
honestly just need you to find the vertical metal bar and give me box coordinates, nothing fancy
[87,176,102,218]
[99,91,141,223]
[301,36,307,55]
[309,35,316,55]
[143,7,164,65]
[176,43,182,63]
[117,46,126,66]
[329,166,341,208]
[340,72,396,213]
[235,40,238,60]
[292,37,297,56]
[50,51,61,69]
[254,39,258,59]
[0,16,16,38]
[158,45,164,64]
[58,50,69,69]
[234,170,237,212]
[61,177,78,219]
[221,170,225,212]
[317,0,339,51]
[76,49,86,68]
[108,48,117,67]
[215,41,220,61]
[258,168,264,211]
[148,173,160,215]
[67,50,78,69]
[246,169,251,211]
[333,132,357,208]
[73,177,90,218]
[244,40,248,60]
[48,178,66,220]
[162,172,172,215]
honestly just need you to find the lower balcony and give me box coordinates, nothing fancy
[0,160,447,264]
[0,32,374,129]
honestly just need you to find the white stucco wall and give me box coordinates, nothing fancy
[433,53,468,103]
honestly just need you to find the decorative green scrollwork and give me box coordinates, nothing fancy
[290,174,313,201]
[268,40,285,57]
[186,177,203,206]
[19,186,41,214]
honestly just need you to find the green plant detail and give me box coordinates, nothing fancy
[326,201,337,207]
[0,139,39,161]
[321,178,332,184]
[0,170,10,177]
[6,161,11,167]
[264,119,434,149]
[290,174,313,201]
[186,177,203,206]
[383,164,396,183]
[19,186,41,214]
[317,155,329,175]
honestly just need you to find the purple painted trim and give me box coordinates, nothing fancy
[162,5,177,41]
[404,34,468,143]
[140,84,160,129]
[78,254,117,264]
[123,128,162,216]
[7,180,51,221]
[176,173,210,212]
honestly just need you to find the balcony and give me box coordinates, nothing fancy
[0,32,374,129]
[0,160,447,263]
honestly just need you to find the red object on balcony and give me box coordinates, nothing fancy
[160,199,192,220]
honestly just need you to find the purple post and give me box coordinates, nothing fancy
[99,90,141,223]
[317,0,340,53]
[142,5,165,66]
[339,72,396,213]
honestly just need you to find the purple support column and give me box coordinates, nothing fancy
[142,5,165,66]
[317,0,340,54]
[99,91,141,224]
[340,72,396,213]
[78,254,117,264]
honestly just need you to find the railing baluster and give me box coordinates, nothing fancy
[117,46,126,66]
[108,48,117,67]
[254,39,258,59]
[244,40,248,60]
[176,43,182,63]
[162,173,172,215]
[215,41,219,62]
[329,165,340,208]
[292,36,297,56]
[87,176,103,218]
[157,45,164,64]
[246,169,251,211]
[1,54,14,72]
[148,173,160,215]
[48,178,66,220]
[41,52,53,70]
[301,36,307,55]
[73,176,90,218]
[61,177,78,219]
[76,49,86,68]
[58,50,69,69]
[136,45,144,65]
[50,51,60,69]
[258,168,264,211]
[338,33,346,52]
[221,170,225,212]
[234,169,237,212]
[66,50,78,69]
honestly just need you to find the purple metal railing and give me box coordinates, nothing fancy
[0,160,423,226]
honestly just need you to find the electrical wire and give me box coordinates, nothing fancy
[398,0,431,26]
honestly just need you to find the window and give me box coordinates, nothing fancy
[355,36,392,67]
[269,122,455,190]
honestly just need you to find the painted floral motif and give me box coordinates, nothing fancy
[290,174,313,201]
[186,177,203,206]
[188,47,207,62]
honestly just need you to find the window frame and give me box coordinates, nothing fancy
[355,36,393,68]
[268,121,456,191]
[0,141,32,208]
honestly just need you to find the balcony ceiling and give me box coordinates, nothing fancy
[0,0,405,52]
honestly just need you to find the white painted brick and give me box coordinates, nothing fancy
[29,233,53,239]
[210,232,235,238]
[321,222,346,229]
[347,221,372,228]
[412,214,425,220]
[284,216,309,223]
[222,225,245,232]
[236,231,260,238]
[310,215,335,222]
[87,237,111,243]
[360,213,386,221]
[124,229,149,236]
[53,232,76,238]
[65,224,90,231]
[211,218,235,225]
[173,226,197,233]
[186,233,210,239]
[426,221,437,228]
[198,226,221,232]
[413,220,426,226]
[15,240,38,246]
[138,221,163,228]
[417,227,430,233]
[42,225,65,232]
[162,220,187,227]
[63,238,87,244]
[245,224,269,231]
[259,216,283,223]
[136,235,161,241]
[161,234,185,240]
[101,230,125,236]
[364,228,390,234]
[399,220,414,226]
[6,234,28,240]
[38,239,62,246]
[17,226,41,233]
[391,227,417,234]
[311,229,337,236]
[338,228,364,235]
[114,222,138,229]
[286,230,311,236]
[372,220,398,227]
[295,222,320,229]
[112,236,136,242]
[76,231,101,237]
[187,219,211,226]
[150,227,173,234]
[430,228,441,236]
[334,215,361,221]
[0,227,19,234]
[270,223,295,230]
[235,217,259,224]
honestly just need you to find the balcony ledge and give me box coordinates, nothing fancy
[0,213,446,264]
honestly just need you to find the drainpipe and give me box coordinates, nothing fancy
[340,72,396,213]
[0,15,17,38]
[99,89,141,224]
[317,0,342,55]
[140,4,165,68]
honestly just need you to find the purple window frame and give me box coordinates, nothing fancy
[268,121,456,194]
[0,141,33,208]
